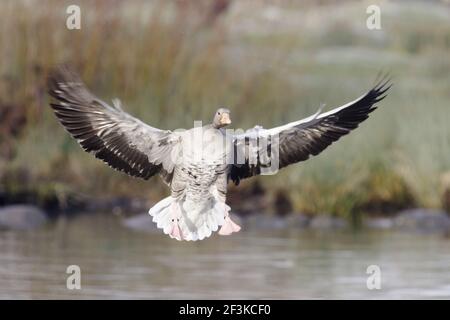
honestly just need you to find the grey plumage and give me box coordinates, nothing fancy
[48,66,179,184]
[229,75,391,185]
[48,65,391,241]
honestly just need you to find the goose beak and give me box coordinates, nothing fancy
[220,113,231,125]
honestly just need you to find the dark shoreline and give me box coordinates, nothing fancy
[1,189,449,235]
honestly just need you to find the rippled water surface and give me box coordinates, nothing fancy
[0,214,449,299]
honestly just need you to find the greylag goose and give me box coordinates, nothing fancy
[48,66,391,241]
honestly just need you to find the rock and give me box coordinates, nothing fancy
[393,208,450,232]
[0,205,48,230]
[364,217,394,229]
[244,214,289,230]
[122,213,158,232]
[309,215,347,229]
[243,213,309,230]
[285,214,310,228]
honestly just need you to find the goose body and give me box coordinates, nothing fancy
[48,66,391,241]
[151,125,237,241]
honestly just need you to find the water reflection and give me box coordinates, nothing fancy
[0,214,449,299]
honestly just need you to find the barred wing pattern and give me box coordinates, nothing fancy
[48,66,179,182]
[229,77,391,185]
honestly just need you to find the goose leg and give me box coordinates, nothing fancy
[169,202,184,240]
[214,175,241,236]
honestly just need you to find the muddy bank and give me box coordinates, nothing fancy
[0,189,151,218]
[1,199,448,235]
[1,180,449,234]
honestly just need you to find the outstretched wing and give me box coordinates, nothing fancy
[48,65,180,182]
[229,76,392,185]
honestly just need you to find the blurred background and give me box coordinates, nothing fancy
[0,0,449,299]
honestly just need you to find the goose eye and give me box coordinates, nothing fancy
[217,112,221,115]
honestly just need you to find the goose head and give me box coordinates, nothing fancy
[212,107,231,128]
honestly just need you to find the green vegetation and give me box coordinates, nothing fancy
[1,0,449,217]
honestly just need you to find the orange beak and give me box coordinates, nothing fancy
[220,113,231,125]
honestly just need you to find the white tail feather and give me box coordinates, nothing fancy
[149,196,229,241]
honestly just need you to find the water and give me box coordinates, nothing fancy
[0,213,449,299]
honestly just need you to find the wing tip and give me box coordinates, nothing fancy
[373,71,393,93]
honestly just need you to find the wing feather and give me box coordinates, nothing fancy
[48,65,180,182]
[229,75,392,185]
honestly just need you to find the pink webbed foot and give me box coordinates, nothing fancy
[169,201,184,240]
[219,216,241,236]
[169,218,183,240]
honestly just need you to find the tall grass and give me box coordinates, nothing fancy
[1,0,449,216]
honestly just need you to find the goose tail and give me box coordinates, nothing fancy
[149,196,240,241]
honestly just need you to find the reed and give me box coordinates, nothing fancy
[1,0,449,216]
